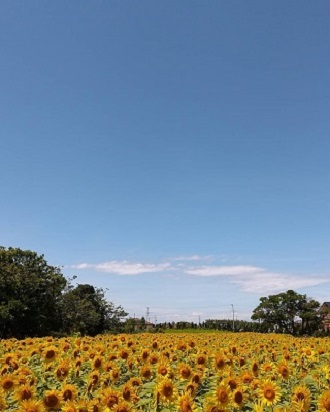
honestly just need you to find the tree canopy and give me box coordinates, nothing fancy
[0,246,127,338]
[0,246,67,338]
[251,289,322,336]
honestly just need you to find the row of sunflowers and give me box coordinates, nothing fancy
[0,332,330,411]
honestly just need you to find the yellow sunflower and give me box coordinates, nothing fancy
[258,379,281,407]
[277,363,290,380]
[112,400,132,412]
[43,346,57,364]
[61,383,78,402]
[121,382,135,402]
[102,388,120,409]
[177,392,197,412]
[43,389,62,410]
[291,385,311,412]
[13,383,35,402]
[61,401,77,412]
[232,387,247,409]
[318,389,330,412]
[178,363,192,380]
[55,359,71,381]
[214,384,230,408]
[17,399,45,412]
[214,353,227,371]
[0,373,16,392]
[156,378,178,404]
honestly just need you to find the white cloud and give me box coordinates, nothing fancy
[233,272,330,294]
[170,255,213,262]
[185,265,264,276]
[70,260,172,275]
[70,259,330,297]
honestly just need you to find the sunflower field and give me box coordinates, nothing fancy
[1,332,330,412]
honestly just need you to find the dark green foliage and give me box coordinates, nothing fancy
[251,289,322,336]
[0,246,67,338]
[60,282,127,336]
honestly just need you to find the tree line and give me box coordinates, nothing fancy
[0,246,127,339]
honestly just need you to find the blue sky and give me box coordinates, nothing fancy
[1,1,330,323]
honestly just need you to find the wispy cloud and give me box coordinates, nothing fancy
[184,264,330,294]
[233,272,329,294]
[70,258,330,296]
[70,261,172,275]
[185,265,264,276]
[169,255,213,262]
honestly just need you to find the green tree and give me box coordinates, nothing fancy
[61,283,127,336]
[251,289,322,336]
[0,246,67,338]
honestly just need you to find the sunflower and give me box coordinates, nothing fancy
[112,400,132,412]
[0,373,16,392]
[318,389,330,412]
[157,358,169,376]
[102,388,120,409]
[13,383,35,402]
[92,356,103,370]
[214,384,230,407]
[258,379,281,407]
[178,363,192,380]
[291,385,311,411]
[62,384,77,402]
[277,363,290,380]
[55,359,71,381]
[177,392,197,412]
[156,378,178,404]
[43,389,62,410]
[74,399,90,412]
[89,370,101,387]
[196,353,207,367]
[232,387,247,409]
[204,401,226,412]
[43,346,57,364]
[140,365,152,381]
[240,371,254,385]
[61,401,77,412]
[17,399,45,412]
[214,353,227,371]
[128,377,142,388]
[122,382,134,402]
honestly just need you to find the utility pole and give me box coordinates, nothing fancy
[146,307,150,323]
[231,304,235,332]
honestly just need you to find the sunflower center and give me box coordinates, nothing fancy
[107,395,118,408]
[46,350,55,359]
[297,392,305,401]
[163,384,173,398]
[234,391,243,404]
[3,380,14,389]
[21,389,32,400]
[216,359,225,368]
[63,389,73,401]
[123,388,131,400]
[264,388,275,401]
[44,394,59,407]
[218,390,228,403]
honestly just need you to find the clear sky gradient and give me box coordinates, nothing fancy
[1,1,330,322]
